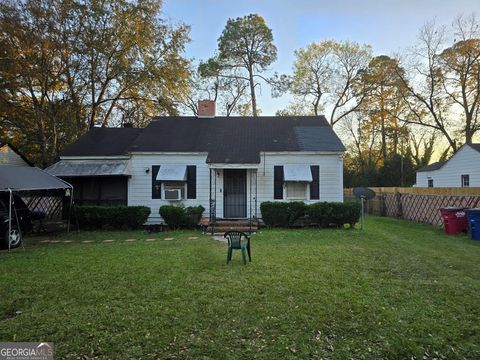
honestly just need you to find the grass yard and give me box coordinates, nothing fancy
[1,217,479,359]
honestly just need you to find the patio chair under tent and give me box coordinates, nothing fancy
[0,165,74,250]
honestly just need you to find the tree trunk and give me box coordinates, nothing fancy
[380,93,387,163]
[35,116,48,168]
[248,64,257,117]
[465,112,473,144]
[313,95,320,116]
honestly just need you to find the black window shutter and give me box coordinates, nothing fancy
[274,166,284,199]
[152,165,162,199]
[186,165,196,199]
[310,165,320,200]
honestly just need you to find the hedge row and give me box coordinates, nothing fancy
[159,205,205,229]
[75,205,151,230]
[260,201,361,228]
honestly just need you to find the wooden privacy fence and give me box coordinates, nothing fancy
[345,187,480,226]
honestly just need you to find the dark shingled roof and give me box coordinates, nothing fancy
[61,128,143,157]
[468,143,480,153]
[61,116,345,163]
[417,160,447,172]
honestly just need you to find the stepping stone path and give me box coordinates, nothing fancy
[40,240,50,243]
[103,240,114,243]
[49,240,61,244]
[145,239,156,242]
[63,240,73,243]
[164,237,174,241]
[188,237,198,240]
[82,240,94,244]
[125,239,136,242]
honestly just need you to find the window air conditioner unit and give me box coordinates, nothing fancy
[164,189,182,201]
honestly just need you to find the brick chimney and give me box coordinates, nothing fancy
[197,100,215,118]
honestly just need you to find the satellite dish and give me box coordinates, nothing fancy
[353,187,376,200]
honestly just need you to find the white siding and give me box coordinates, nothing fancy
[416,171,432,187]
[415,145,480,187]
[128,152,344,224]
[0,145,29,166]
[256,153,344,206]
[128,154,210,224]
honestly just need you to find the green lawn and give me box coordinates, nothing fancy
[1,217,479,359]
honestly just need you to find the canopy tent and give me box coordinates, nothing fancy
[0,166,73,250]
[0,166,72,193]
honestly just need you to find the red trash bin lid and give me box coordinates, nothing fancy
[440,207,465,212]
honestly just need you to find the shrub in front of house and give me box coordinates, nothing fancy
[159,205,205,229]
[307,202,341,227]
[286,201,308,225]
[342,201,363,228]
[260,201,307,227]
[184,205,206,228]
[159,206,185,229]
[76,205,151,230]
[260,202,290,227]
[260,201,361,228]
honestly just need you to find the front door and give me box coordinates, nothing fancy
[223,169,247,218]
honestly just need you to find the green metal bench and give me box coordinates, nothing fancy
[224,231,251,265]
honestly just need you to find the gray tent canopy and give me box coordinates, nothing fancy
[0,166,74,250]
[0,166,72,194]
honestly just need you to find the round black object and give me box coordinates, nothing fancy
[1,224,23,250]
[353,187,376,200]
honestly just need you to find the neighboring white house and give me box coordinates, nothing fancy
[46,101,345,224]
[0,143,33,167]
[416,143,480,187]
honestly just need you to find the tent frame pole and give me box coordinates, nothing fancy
[67,187,74,233]
[8,188,12,252]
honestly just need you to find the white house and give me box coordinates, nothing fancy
[416,143,480,187]
[46,101,345,227]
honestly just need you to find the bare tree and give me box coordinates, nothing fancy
[290,42,332,115]
[329,41,372,126]
[439,14,480,144]
[280,40,371,126]
[181,64,249,117]
[397,21,464,151]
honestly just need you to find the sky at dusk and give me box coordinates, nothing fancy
[163,0,480,115]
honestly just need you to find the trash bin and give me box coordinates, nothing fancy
[440,207,468,235]
[466,208,480,241]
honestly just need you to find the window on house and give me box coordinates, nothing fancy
[153,165,196,200]
[286,182,307,200]
[428,179,434,188]
[461,174,470,187]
